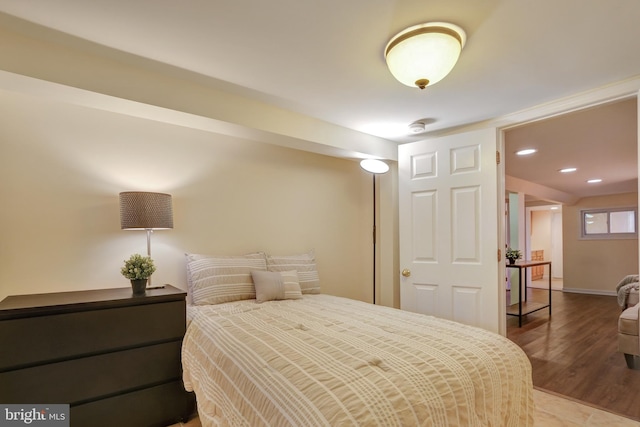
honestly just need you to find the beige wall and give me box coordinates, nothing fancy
[531,210,552,265]
[563,192,639,294]
[0,21,401,305]
[0,90,382,302]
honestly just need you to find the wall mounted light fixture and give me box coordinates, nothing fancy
[385,22,466,89]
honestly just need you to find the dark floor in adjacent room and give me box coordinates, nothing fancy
[507,288,640,422]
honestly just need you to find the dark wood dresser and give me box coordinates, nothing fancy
[0,285,195,427]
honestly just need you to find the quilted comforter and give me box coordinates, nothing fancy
[182,294,534,426]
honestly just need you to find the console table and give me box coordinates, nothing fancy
[506,260,552,327]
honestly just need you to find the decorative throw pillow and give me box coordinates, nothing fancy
[251,270,303,303]
[185,252,267,305]
[266,250,320,294]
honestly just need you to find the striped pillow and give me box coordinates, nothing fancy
[186,253,267,305]
[266,250,320,294]
[251,270,303,303]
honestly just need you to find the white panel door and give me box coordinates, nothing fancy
[399,128,500,333]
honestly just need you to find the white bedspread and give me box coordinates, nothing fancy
[182,294,534,426]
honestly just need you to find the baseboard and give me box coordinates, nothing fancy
[561,287,616,297]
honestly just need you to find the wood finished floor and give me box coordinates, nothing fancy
[507,288,640,422]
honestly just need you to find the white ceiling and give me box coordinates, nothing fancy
[505,98,637,202]
[0,0,638,202]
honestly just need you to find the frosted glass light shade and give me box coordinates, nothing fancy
[360,159,390,174]
[385,22,466,89]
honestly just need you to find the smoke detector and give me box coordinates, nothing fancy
[408,120,426,134]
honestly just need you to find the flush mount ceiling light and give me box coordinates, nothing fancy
[385,22,466,89]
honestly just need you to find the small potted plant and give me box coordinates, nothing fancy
[121,253,156,295]
[506,248,522,265]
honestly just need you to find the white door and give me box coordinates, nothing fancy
[399,128,502,333]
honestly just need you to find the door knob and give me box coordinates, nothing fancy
[401,269,411,277]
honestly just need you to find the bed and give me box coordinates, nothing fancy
[181,252,534,426]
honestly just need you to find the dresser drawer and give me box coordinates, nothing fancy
[0,340,183,404]
[71,381,194,427]
[0,301,185,371]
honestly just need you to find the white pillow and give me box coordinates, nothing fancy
[266,250,320,294]
[251,270,303,303]
[186,252,267,305]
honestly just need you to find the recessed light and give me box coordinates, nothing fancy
[550,207,559,210]
[559,167,577,173]
[516,149,537,156]
[587,178,602,183]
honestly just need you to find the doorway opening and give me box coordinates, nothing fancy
[527,204,564,291]
[503,96,637,299]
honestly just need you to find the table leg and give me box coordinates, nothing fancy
[548,263,552,316]
[519,267,523,327]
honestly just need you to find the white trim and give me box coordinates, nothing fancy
[492,77,640,130]
[423,76,640,138]
[562,288,616,297]
[497,129,506,336]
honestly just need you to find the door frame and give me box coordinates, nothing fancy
[495,82,639,335]
[410,78,640,336]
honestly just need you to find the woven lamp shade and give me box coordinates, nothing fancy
[119,192,173,230]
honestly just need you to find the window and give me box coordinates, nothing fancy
[581,207,637,239]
